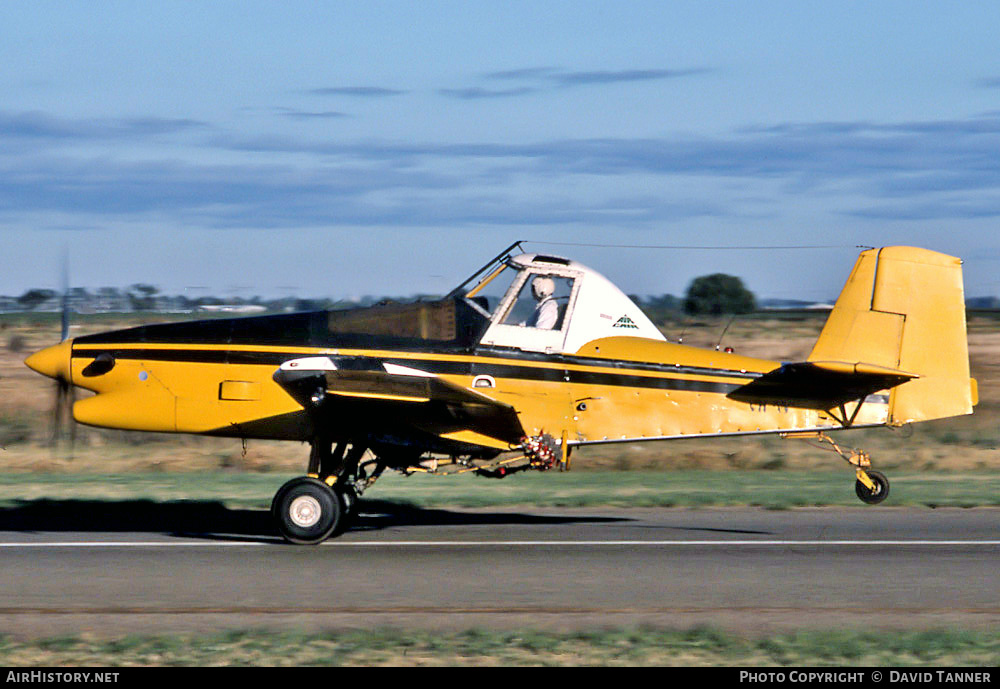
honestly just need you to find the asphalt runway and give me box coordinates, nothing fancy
[1,501,997,638]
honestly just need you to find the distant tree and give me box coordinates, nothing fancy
[174,295,196,310]
[127,284,159,311]
[66,287,90,311]
[96,287,125,312]
[683,274,756,315]
[295,298,333,311]
[631,293,682,323]
[17,288,56,311]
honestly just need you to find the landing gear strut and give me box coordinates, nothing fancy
[272,436,377,544]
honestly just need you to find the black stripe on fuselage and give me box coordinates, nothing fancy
[71,300,491,351]
[70,345,753,395]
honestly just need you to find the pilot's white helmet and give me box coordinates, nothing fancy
[531,276,555,299]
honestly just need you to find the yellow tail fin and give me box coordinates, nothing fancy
[809,246,975,424]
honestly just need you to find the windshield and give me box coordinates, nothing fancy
[446,242,524,298]
[464,263,521,316]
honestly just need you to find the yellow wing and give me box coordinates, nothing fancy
[273,356,524,450]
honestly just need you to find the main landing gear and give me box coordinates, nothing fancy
[271,476,344,545]
[272,437,382,545]
[270,433,566,543]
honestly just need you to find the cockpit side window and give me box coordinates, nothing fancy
[502,274,575,331]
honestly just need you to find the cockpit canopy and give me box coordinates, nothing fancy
[317,250,665,354]
[464,252,664,354]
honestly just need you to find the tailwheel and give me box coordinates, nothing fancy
[855,469,890,505]
[272,476,342,545]
[787,433,890,506]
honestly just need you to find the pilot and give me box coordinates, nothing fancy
[529,276,558,329]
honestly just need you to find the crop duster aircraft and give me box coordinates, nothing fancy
[25,243,977,544]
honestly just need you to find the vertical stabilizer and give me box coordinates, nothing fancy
[809,246,975,424]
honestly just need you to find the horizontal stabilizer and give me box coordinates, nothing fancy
[728,361,916,410]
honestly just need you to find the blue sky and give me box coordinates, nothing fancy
[3,1,1000,301]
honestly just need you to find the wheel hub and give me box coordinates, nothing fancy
[289,495,322,528]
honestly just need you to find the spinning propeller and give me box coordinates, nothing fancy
[52,282,76,452]
[25,257,77,454]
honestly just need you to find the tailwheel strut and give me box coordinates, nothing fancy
[783,431,890,505]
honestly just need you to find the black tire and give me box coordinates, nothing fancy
[338,484,358,516]
[855,470,890,505]
[271,477,342,545]
[332,484,358,535]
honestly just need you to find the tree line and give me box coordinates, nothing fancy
[4,274,760,316]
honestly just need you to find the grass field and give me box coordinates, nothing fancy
[2,469,999,510]
[2,627,998,666]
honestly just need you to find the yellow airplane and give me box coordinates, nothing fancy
[25,243,977,544]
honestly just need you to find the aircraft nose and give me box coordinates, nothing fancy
[25,339,74,382]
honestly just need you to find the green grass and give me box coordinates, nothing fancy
[1,470,999,510]
[1,627,997,666]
